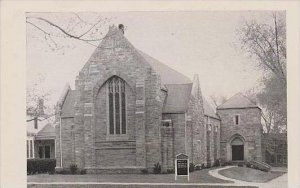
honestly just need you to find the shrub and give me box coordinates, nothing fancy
[206,162,211,168]
[153,162,161,174]
[214,159,220,167]
[70,164,78,174]
[237,162,244,167]
[27,159,56,174]
[189,162,195,172]
[195,163,204,170]
[141,169,148,174]
[80,169,87,175]
[167,168,175,174]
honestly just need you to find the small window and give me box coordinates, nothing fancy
[38,145,51,159]
[30,140,33,158]
[277,154,282,163]
[26,140,29,158]
[162,119,172,127]
[234,115,240,125]
[283,155,287,164]
[45,146,51,158]
[215,126,218,133]
[208,124,212,131]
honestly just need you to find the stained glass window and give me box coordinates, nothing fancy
[107,77,126,135]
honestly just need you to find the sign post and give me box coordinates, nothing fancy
[175,153,189,181]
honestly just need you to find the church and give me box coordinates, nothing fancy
[54,25,265,173]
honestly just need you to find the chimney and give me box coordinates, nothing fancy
[38,98,44,115]
[34,117,38,129]
[118,24,124,34]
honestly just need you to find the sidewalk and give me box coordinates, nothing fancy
[209,166,287,188]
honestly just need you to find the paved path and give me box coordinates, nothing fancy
[208,166,288,188]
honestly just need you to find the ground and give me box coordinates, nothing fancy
[27,166,287,188]
[218,167,285,183]
[28,168,232,184]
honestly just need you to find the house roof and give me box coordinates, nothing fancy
[27,115,55,139]
[217,93,259,110]
[61,90,79,118]
[35,123,56,140]
[137,50,192,85]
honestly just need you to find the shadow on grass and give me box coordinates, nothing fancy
[218,166,285,183]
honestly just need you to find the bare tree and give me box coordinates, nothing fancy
[238,12,286,134]
[210,94,227,109]
[26,75,52,119]
[238,12,286,86]
[26,13,115,50]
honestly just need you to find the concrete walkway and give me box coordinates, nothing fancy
[208,166,288,188]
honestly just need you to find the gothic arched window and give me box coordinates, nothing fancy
[107,76,126,135]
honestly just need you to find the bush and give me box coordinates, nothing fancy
[214,159,220,167]
[70,164,78,174]
[141,169,148,174]
[80,169,87,175]
[153,162,161,174]
[237,162,244,167]
[206,162,211,168]
[195,163,204,170]
[27,159,56,174]
[189,162,195,172]
[167,168,175,174]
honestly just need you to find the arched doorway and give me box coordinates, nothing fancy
[231,137,244,161]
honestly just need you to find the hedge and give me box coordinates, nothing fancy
[27,158,56,174]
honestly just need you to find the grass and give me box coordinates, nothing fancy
[28,168,233,184]
[219,166,285,183]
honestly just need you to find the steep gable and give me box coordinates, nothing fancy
[217,93,259,109]
[137,50,192,85]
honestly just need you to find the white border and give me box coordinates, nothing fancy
[1,1,299,188]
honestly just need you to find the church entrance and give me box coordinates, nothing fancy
[231,137,244,161]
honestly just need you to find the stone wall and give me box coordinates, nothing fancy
[217,107,263,162]
[57,26,167,172]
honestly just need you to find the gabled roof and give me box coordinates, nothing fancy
[217,93,259,110]
[137,50,192,85]
[163,84,193,113]
[27,115,55,139]
[61,90,79,118]
[35,123,55,140]
[162,83,220,119]
[203,98,220,119]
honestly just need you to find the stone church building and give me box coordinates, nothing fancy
[55,25,264,173]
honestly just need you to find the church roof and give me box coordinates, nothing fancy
[203,98,220,119]
[61,90,79,118]
[137,50,192,85]
[162,83,220,119]
[163,84,193,113]
[217,93,259,110]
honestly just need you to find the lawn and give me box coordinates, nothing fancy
[28,168,233,184]
[218,166,285,183]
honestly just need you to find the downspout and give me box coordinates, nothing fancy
[59,111,63,167]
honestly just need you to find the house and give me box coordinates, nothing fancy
[26,100,55,160]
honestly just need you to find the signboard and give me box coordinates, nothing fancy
[175,153,189,181]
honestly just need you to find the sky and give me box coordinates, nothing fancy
[26,11,277,108]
